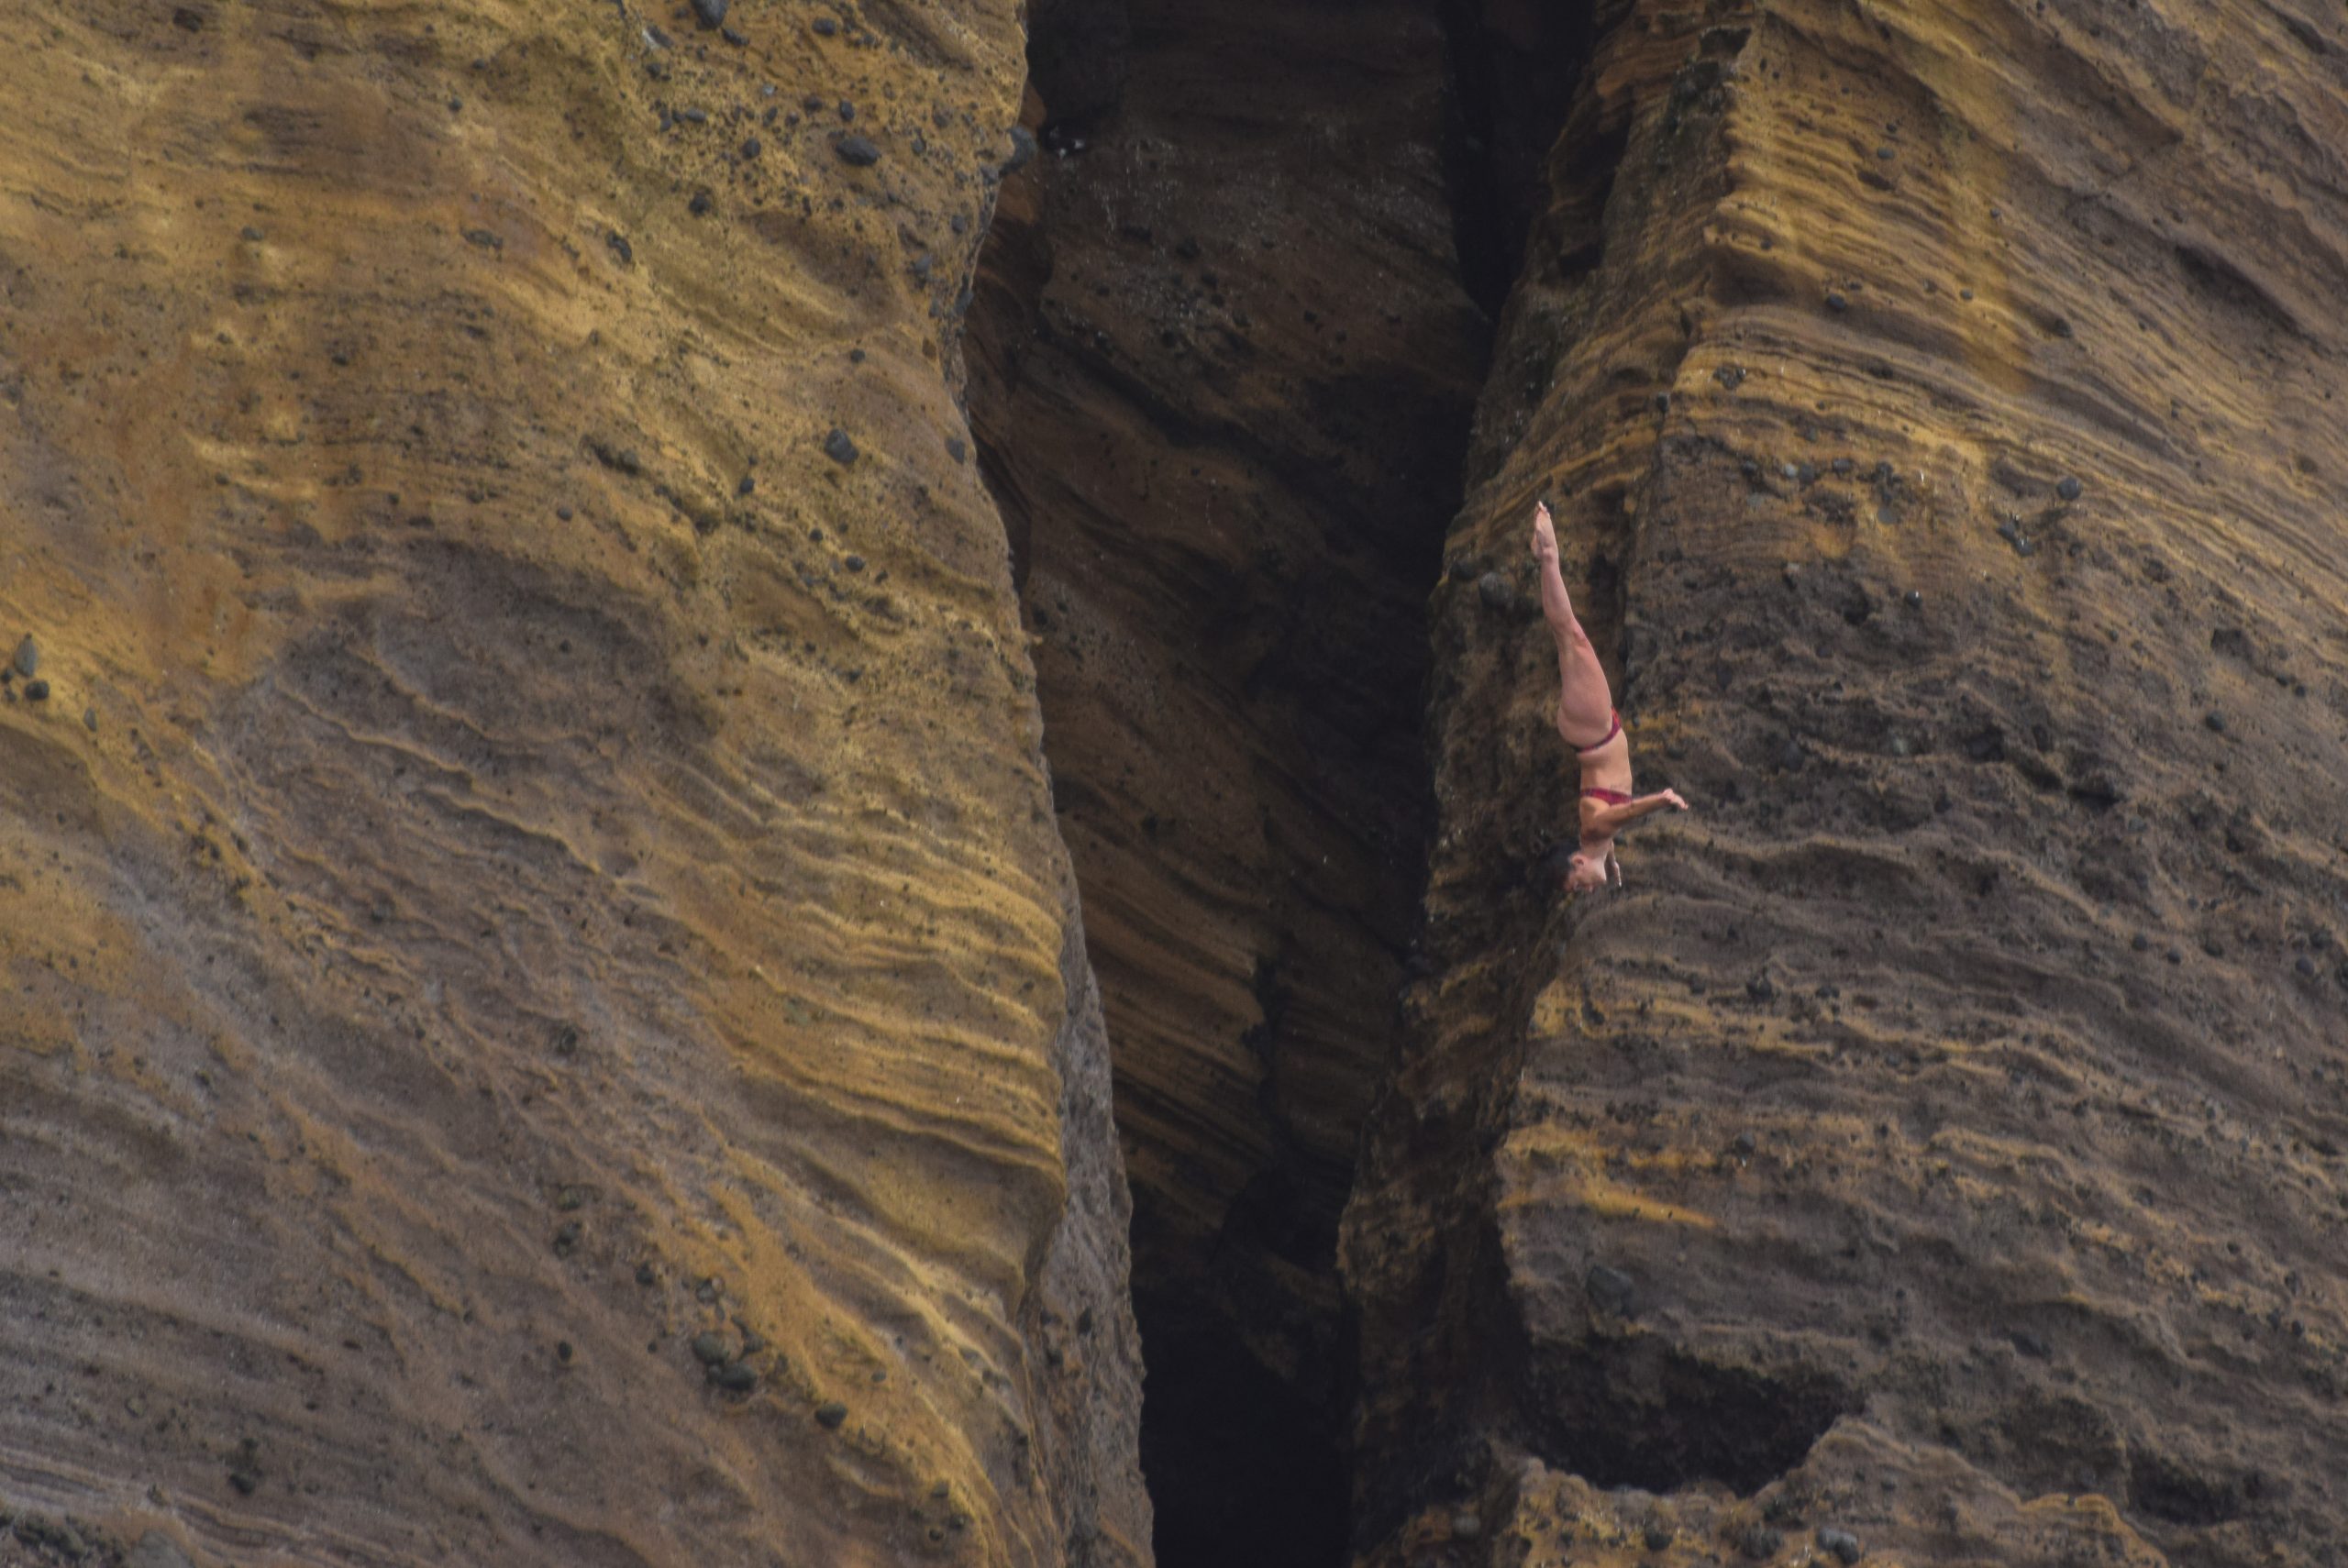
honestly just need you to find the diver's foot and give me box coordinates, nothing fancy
[1532,501,1559,566]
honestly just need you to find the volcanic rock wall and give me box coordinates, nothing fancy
[1345,0,2348,1565]
[0,4,1147,1566]
[965,0,1485,1559]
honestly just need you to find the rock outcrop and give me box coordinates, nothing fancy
[0,5,1146,1566]
[1346,0,2348,1564]
[966,0,1484,1559]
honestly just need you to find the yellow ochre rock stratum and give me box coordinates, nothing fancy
[0,3,1146,1565]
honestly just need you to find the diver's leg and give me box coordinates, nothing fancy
[1533,502,1614,746]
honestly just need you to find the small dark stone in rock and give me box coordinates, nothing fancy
[689,0,725,27]
[721,25,746,44]
[606,229,634,265]
[645,24,670,48]
[1817,1526,1863,1564]
[689,189,714,215]
[13,635,36,677]
[1826,291,1848,311]
[1654,392,1670,413]
[229,1469,260,1496]
[83,708,96,732]
[837,99,856,120]
[844,555,866,572]
[814,1400,849,1429]
[1584,1264,1638,1317]
[2204,712,2225,733]
[1740,1525,1784,1560]
[1714,363,1744,390]
[812,16,837,35]
[1733,1130,1758,1154]
[946,436,968,464]
[1644,1524,1675,1551]
[2297,955,2316,977]
[714,1361,757,1392]
[1746,973,1777,1001]
[741,137,761,159]
[636,1262,658,1286]
[556,1340,574,1364]
[552,1220,581,1255]
[835,134,881,167]
[556,504,573,520]
[2132,933,2151,952]
[824,428,858,465]
[1777,736,1805,771]
[23,679,49,702]
[691,1331,734,1365]
[737,474,755,496]
[2055,475,2083,501]
[1875,145,1895,159]
[1904,589,1922,608]
[1832,457,1854,475]
[240,225,264,242]
[2012,1329,2050,1357]
[1476,571,1514,612]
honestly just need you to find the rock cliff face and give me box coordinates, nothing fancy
[1345,0,2348,1565]
[965,0,1484,1561]
[0,5,1146,1566]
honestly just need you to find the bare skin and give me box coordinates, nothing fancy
[1532,500,1688,893]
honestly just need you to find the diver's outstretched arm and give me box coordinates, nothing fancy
[1589,790,1689,837]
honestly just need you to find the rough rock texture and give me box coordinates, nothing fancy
[0,4,1147,1566]
[1345,0,2348,1564]
[966,0,1485,1559]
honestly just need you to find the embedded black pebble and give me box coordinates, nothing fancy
[946,436,968,463]
[689,0,726,28]
[824,428,858,465]
[835,134,881,168]
[815,1401,848,1429]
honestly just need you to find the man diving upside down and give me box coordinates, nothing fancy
[1532,499,1688,893]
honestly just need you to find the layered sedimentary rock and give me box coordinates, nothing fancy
[0,4,1148,1566]
[965,0,1485,1558]
[1346,0,2348,1564]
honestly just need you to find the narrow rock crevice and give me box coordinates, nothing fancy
[966,0,1505,1562]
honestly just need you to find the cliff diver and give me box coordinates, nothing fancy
[1532,498,1687,893]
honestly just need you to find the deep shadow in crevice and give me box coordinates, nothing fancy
[1439,0,1600,313]
[1135,1294,1354,1568]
